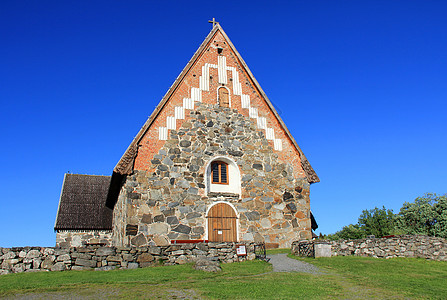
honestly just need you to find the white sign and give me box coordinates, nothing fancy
[218,230,223,235]
[236,245,247,256]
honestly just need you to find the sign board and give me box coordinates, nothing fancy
[236,244,247,256]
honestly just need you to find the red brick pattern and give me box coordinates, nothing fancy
[134,30,305,179]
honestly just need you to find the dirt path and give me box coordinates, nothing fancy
[267,253,323,274]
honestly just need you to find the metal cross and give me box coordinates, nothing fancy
[208,18,219,28]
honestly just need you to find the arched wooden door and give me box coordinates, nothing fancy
[207,203,237,242]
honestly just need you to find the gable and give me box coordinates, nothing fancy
[113,24,319,184]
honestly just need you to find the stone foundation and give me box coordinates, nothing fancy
[0,242,256,275]
[56,231,112,247]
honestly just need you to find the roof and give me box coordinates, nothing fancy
[113,24,319,184]
[54,174,113,231]
[310,211,318,231]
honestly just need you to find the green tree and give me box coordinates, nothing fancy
[325,193,446,240]
[327,224,366,240]
[397,193,447,238]
[433,195,447,237]
[358,206,396,237]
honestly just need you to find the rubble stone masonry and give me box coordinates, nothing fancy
[56,231,112,248]
[0,242,256,275]
[112,102,312,248]
[292,235,447,261]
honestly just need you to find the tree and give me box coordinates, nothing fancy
[325,193,446,240]
[327,224,366,240]
[397,193,447,238]
[358,206,396,237]
[433,195,447,237]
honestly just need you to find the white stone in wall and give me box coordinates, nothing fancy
[191,87,202,102]
[230,67,242,96]
[314,244,332,257]
[218,56,227,84]
[257,117,267,130]
[241,94,250,109]
[260,218,271,228]
[199,63,210,91]
[274,139,282,151]
[249,107,258,118]
[175,106,185,120]
[159,127,168,140]
[72,235,82,247]
[266,128,275,140]
[166,116,176,130]
[183,98,194,110]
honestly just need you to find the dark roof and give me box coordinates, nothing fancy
[310,211,318,231]
[55,174,113,231]
[113,23,319,184]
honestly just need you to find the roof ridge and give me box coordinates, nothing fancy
[66,173,111,177]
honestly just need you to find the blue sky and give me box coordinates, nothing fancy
[1,1,446,247]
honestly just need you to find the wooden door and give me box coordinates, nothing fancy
[207,203,237,242]
[218,87,230,108]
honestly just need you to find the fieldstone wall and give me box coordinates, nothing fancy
[0,242,256,275]
[56,231,112,247]
[112,102,312,249]
[292,235,447,261]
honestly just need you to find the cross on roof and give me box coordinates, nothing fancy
[208,18,219,28]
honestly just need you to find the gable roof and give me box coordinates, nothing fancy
[113,24,319,184]
[55,174,112,231]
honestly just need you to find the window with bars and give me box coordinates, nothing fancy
[211,161,228,184]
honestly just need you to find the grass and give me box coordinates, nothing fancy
[290,255,447,299]
[1,255,446,299]
[0,260,340,299]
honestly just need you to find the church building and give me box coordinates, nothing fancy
[55,22,319,248]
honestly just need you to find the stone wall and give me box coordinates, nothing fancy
[112,102,312,249]
[0,242,256,275]
[56,231,112,248]
[292,235,447,261]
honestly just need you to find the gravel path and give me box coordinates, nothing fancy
[267,253,323,274]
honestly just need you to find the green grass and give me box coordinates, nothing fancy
[291,255,447,299]
[1,256,446,299]
[0,260,340,299]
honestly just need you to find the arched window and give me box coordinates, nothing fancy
[211,161,228,184]
[206,157,241,195]
[218,87,230,108]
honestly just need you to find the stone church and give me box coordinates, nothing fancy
[55,23,319,249]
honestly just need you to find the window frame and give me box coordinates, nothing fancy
[211,161,229,185]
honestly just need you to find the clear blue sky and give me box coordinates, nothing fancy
[1,1,446,247]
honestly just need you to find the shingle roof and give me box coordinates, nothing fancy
[54,174,113,231]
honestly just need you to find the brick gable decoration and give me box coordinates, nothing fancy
[55,23,319,249]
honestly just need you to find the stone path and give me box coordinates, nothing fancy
[267,253,323,274]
